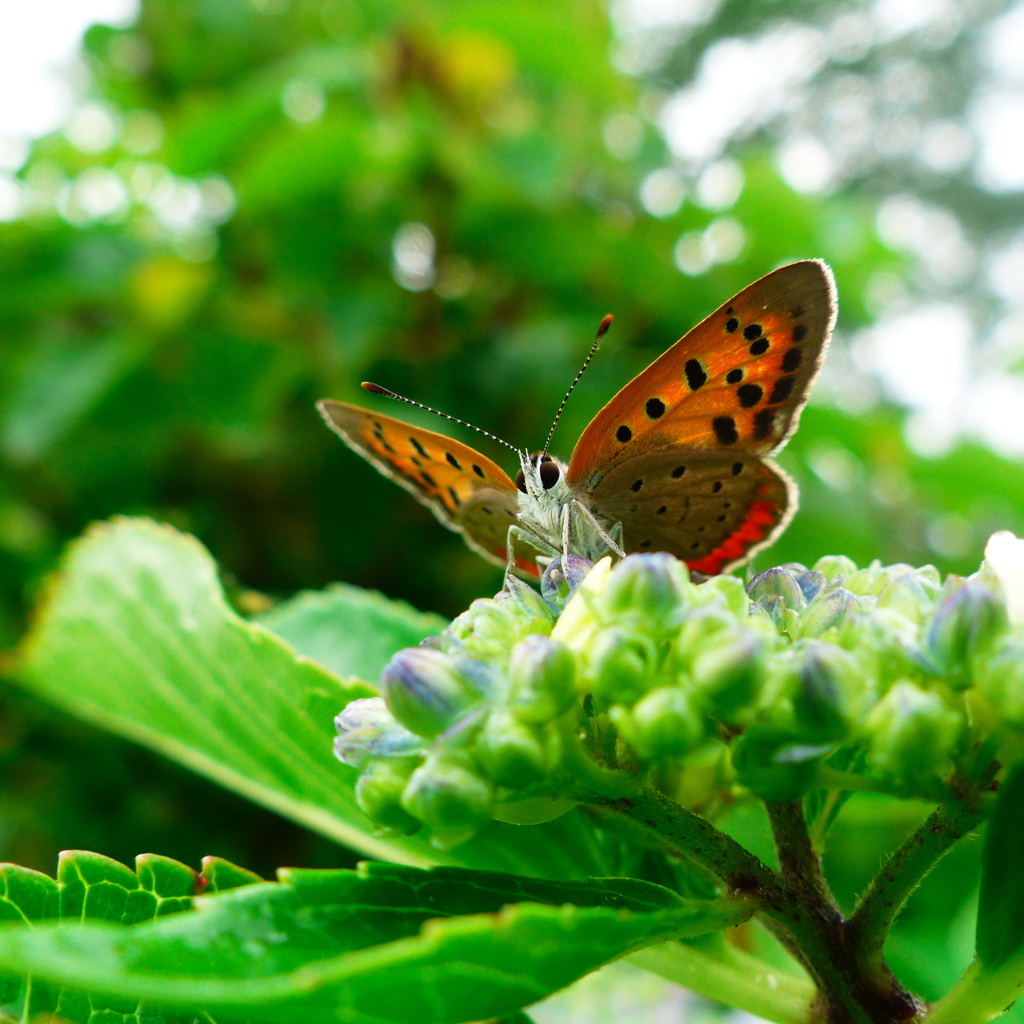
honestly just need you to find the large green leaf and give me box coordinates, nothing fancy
[0,848,257,1023]
[977,758,1024,973]
[0,862,755,1024]
[256,583,446,683]
[15,518,610,878]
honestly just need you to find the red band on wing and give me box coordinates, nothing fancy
[493,548,543,579]
[686,499,778,576]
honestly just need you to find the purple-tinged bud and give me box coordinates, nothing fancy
[747,567,806,613]
[355,759,420,834]
[924,576,1008,688]
[333,697,425,768]
[793,570,826,603]
[380,649,478,738]
[791,642,861,743]
[508,634,577,722]
[476,710,561,788]
[401,749,493,849]
[541,554,595,606]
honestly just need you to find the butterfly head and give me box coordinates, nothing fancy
[516,452,560,495]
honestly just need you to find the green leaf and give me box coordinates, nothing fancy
[0,862,756,1024]
[256,583,446,683]
[977,758,1024,972]
[0,849,251,1023]
[15,518,612,879]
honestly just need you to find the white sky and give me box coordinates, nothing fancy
[0,0,138,140]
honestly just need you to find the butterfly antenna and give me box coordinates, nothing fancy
[541,313,613,458]
[361,382,523,457]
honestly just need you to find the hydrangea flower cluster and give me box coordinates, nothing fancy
[335,542,1022,849]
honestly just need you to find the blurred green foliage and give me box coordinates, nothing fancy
[2,0,1024,1009]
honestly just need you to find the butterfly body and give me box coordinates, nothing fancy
[319,259,836,579]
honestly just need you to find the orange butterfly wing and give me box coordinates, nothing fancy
[317,400,543,577]
[566,260,836,491]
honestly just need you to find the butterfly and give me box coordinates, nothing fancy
[318,259,836,579]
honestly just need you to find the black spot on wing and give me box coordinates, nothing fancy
[446,452,462,469]
[769,376,795,404]
[671,465,686,478]
[782,348,803,372]
[737,383,763,408]
[712,481,722,493]
[447,486,461,507]
[421,471,436,488]
[646,397,666,419]
[631,479,643,492]
[793,324,808,342]
[685,360,707,391]
[754,409,776,440]
[726,368,743,384]
[749,338,770,356]
[732,462,743,475]
[743,323,763,340]
[472,464,485,478]
[713,417,739,445]
[410,437,428,458]
[616,424,633,443]
[725,317,739,333]
[657,505,667,515]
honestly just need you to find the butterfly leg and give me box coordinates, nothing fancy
[503,523,557,584]
[560,502,571,561]
[572,499,626,559]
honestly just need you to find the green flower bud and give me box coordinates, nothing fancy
[977,641,1024,728]
[864,680,963,781]
[448,577,555,664]
[836,606,922,684]
[507,634,577,722]
[500,575,557,630]
[476,709,561,788]
[589,627,657,703]
[333,697,425,768]
[613,687,705,760]
[401,749,493,849]
[380,649,479,738]
[813,554,858,581]
[690,627,765,719]
[875,573,936,624]
[747,567,806,613]
[601,553,692,624]
[355,758,421,835]
[541,554,594,606]
[924,576,1008,688]
[797,584,856,639]
[791,642,862,743]
[699,573,750,617]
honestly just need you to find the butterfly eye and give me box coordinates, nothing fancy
[539,460,560,489]
[515,468,527,493]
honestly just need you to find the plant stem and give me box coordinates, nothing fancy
[585,787,780,896]
[847,791,990,986]
[629,938,814,1024]
[767,801,836,911]
[925,958,1024,1024]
